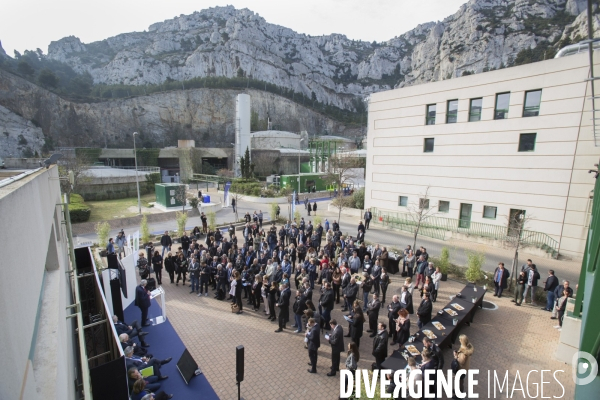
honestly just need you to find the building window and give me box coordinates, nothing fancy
[518,133,537,152]
[398,196,408,207]
[523,90,542,117]
[419,198,430,210]
[439,201,450,213]
[469,98,482,122]
[446,100,458,123]
[494,92,510,119]
[423,138,435,153]
[483,205,497,219]
[426,104,436,125]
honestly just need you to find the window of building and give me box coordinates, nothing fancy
[426,104,436,125]
[469,98,482,122]
[439,201,450,213]
[446,100,458,123]
[423,138,435,153]
[419,198,430,210]
[518,133,537,152]
[523,90,542,117]
[483,205,497,219]
[494,92,510,119]
[398,196,408,207]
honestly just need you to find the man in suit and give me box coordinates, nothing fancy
[120,333,149,357]
[319,282,335,330]
[372,322,388,370]
[370,260,382,296]
[292,289,307,333]
[387,295,402,343]
[542,269,559,311]
[400,285,414,314]
[327,319,344,376]
[124,346,171,380]
[275,283,291,332]
[135,280,152,326]
[420,348,437,397]
[364,209,372,230]
[127,367,162,395]
[493,262,510,298]
[417,293,433,329]
[340,268,351,311]
[343,277,359,314]
[367,293,381,337]
[112,315,149,342]
[306,318,321,373]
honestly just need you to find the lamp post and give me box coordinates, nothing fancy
[298,138,304,195]
[133,132,141,215]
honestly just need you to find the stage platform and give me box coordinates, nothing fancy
[124,301,219,399]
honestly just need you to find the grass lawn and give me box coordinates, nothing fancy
[86,193,156,223]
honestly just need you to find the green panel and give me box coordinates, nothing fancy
[300,162,311,173]
[281,173,329,193]
[155,183,183,207]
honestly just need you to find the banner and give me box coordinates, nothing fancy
[224,181,232,207]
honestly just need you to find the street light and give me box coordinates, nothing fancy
[298,138,304,195]
[133,132,141,215]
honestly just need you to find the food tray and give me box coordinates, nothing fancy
[432,321,446,330]
[422,330,437,339]
[405,345,421,356]
[444,308,458,316]
[451,303,464,311]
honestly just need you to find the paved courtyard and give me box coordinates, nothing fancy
[149,256,575,399]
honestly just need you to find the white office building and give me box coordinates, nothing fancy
[365,52,600,260]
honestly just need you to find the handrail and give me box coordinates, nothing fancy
[371,207,559,258]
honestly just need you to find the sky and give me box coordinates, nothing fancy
[1,0,467,56]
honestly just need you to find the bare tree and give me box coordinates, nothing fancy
[174,184,188,212]
[57,152,94,195]
[406,186,437,250]
[324,154,363,223]
[503,211,536,290]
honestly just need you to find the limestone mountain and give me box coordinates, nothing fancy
[45,0,598,110]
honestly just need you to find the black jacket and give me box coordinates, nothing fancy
[417,299,433,324]
[388,301,402,320]
[544,275,559,292]
[329,325,345,353]
[160,235,172,247]
[400,291,414,314]
[307,324,320,350]
[343,283,359,299]
[372,330,388,358]
[320,289,335,310]
[293,294,307,315]
[367,299,381,317]
[494,267,510,289]
[396,319,411,345]
[278,289,292,321]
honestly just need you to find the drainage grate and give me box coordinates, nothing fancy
[481,300,498,310]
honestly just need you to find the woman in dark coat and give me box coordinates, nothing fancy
[164,252,176,284]
[396,308,411,347]
[175,252,188,286]
[151,251,163,285]
[312,202,317,215]
[350,304,365,348]
[268,282,279,321]
[380,267,390,304]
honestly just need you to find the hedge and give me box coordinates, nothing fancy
[68,193,91,222]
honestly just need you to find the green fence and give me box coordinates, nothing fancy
[371,207,559,258]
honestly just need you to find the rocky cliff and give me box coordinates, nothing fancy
[45,0,598,109]
[0,68,363,157]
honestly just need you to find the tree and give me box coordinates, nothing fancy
[238,146,254,179]
[465,250,486,283]
[17,60,35,77]
[504,211,536,290]
[38,69,59,88]
[176,211,188,237]
[140,215,150,245]
[57,152,94,195]
[174,184,188,212]
[406,186,437,250]
[324,154,363,223]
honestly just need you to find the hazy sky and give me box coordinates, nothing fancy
[1,0,467,56]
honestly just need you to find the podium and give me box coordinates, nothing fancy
[149,286,167,325]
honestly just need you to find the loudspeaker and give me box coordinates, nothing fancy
[236,345,244,382]
[176,348,199,385]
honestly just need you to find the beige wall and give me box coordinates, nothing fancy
[365,53,600,259]
[0,166,76,399]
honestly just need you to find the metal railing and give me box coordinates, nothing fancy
[88,166,160,173]
[370,207,559,258]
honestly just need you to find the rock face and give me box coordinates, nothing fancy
[46,0,598,109]
[0,104,45,158]
[0,69,363,152]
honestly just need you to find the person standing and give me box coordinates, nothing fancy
[180,231,191,257]
[493,262,510,298]
[416,293,432,329]
[371,322,388,370]
[115,231,127,258]
[107,238,116,255]
[319,282,335,330]
[293,289,307,333]
[431,267,442,302]
[542,270,559,311]
[551,280,573,319]
[233,270,243,314]
[387,295,402,343]
[307,202,312,216]
[164,252,176,284]
[201,213,208,234]
[364,209,372,230]
[554,288,571,331]
[522,264,541,306]
[188,257,200,294]
[306,318,320,373]
[312,202,317,215]
[231,197,236,214]
[380,267,390,304]
[151,251,163,285]
[199,262,211,297]
[344,342,360,394]
[395,308,411,346]
[350,305,365,348]
[275,283,291,332]
[514,271,527,305]
[326,319,344,377]
[452,334,474,400]
[135,280,152,327]
[366,293,381,337]
[258,210,263,228]
[160,231,172,259]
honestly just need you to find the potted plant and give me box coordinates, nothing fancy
[437,247,451,281]
[465,250,485,284]
[95,221,111,257]
[140,214,150,248]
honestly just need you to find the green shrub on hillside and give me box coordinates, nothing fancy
[68,193,91,222]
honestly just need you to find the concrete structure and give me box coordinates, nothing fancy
[251,130,303,150]
[0,167,77,399]
[365,53,600,259]
[235,93,251,177]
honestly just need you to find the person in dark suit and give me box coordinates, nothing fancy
[400,285,414,314]
[542,269,559,311]
[251,275,263,311]
[416,293,433,329]
[387,295,402,344]
[293,289,307,333]
[372,322,388,370]
[493,262,510,298]
[395,308,411,347]
[327,319,345,376]
[127,367,163,395]
[120,333,149,356]
[124,346,171,380]
[306,317,320,373]
[275,283,291,332]
[367,293,381,337]
[112,315,149,341]
[135,280,152,327]
[350,305,365,348]
[420,348,437,397]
